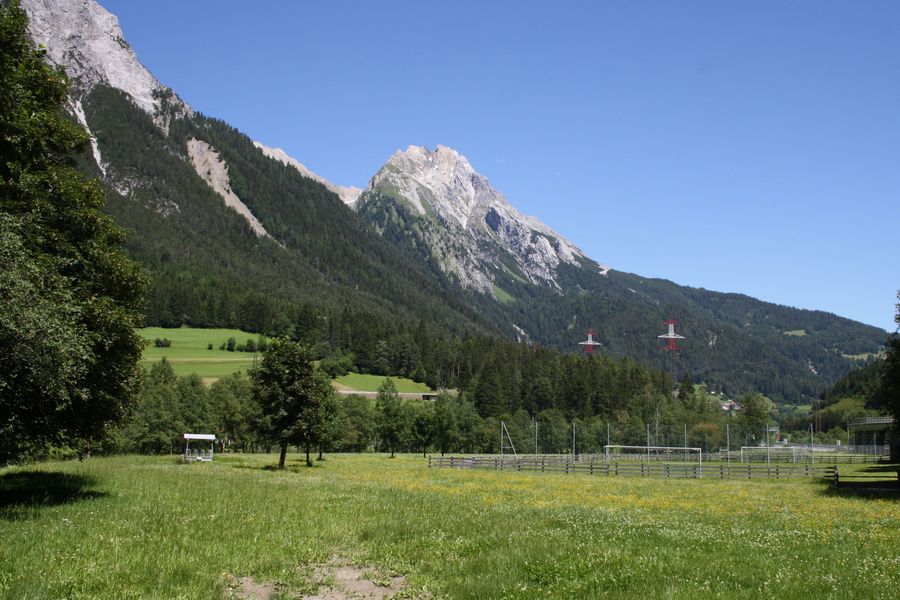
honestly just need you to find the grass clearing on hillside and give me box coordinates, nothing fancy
[1,455,897,599]
[139,328,432,390]
[139,327,261,378]
[335,373,432,393]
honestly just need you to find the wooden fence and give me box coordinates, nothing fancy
[428,455,835,480]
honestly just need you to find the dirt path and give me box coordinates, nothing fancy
[225,556,410,600]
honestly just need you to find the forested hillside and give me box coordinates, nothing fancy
[355,188,887,403]
[82,85,496,337]
[74,81,888,404]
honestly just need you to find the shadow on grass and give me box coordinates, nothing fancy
[259,462,319,473]
[822,480,900,501]
[853,464,900,474]
[0,471,106,520]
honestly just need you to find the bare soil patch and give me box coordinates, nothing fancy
[305,556,407,599]
[224,556,409,600]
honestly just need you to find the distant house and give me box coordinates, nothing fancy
[721,400,743,412]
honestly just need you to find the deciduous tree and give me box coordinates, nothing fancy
[0,2,147,463]
[375,378,404,458]
[251,339,330,468]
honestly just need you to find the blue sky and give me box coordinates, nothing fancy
[102,0,899,331]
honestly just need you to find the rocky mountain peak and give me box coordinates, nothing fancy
[21,0,190,129]
[363,144,592,295]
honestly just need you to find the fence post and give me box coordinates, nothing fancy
[833,465,839,487]
[747,465,752,479]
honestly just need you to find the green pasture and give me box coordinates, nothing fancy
[138,327,260,378]
[335,372,432,394]
[1,454,897,599]
[138,327,432,392]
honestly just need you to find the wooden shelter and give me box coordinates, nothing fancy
[183,433,216,462]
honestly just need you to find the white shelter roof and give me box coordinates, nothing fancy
[183,433,216,441]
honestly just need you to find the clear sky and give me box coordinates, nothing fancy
[101,0,899,331]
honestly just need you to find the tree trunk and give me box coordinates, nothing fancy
[278,442,288,469]
[317,446,324,461]
[305,445,312,467]
[390,447,395,459]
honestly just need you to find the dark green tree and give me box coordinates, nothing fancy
[408,401,435,457]
[375,378,404,457]
[340,395,376,451]
[0,2,147,463]
[433,393,460,455]
[250,339,330,468]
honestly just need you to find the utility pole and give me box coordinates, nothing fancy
[809,423,814,466]
[726,422,730,465]
[655,406,659,447]
[572,421,576,457]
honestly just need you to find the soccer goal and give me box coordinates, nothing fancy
[604,445,702,465]
[739,446,805,463]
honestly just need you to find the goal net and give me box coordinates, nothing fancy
[739,446,805,463]
[604,445,702,464]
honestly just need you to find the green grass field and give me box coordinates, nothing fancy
[139,328,432,392]
[1,454,897,599]
[335,372,432,394]
[139,327,260,378]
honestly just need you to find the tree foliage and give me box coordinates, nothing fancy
[375,378,404,458]
[250,339,331,467]
[0,2,146,463]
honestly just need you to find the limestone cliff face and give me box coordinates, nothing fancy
[21,0,191,132]
[359,145,596,295]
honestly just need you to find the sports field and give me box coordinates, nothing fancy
[1,454,897,599]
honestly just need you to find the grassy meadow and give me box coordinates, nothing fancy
[139,327,259,378]
[334,372,432,394]
[1,454,898,599]
[139,328,433,394]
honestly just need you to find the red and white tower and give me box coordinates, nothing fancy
[578,329,601,354]
[658,319,685,351]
